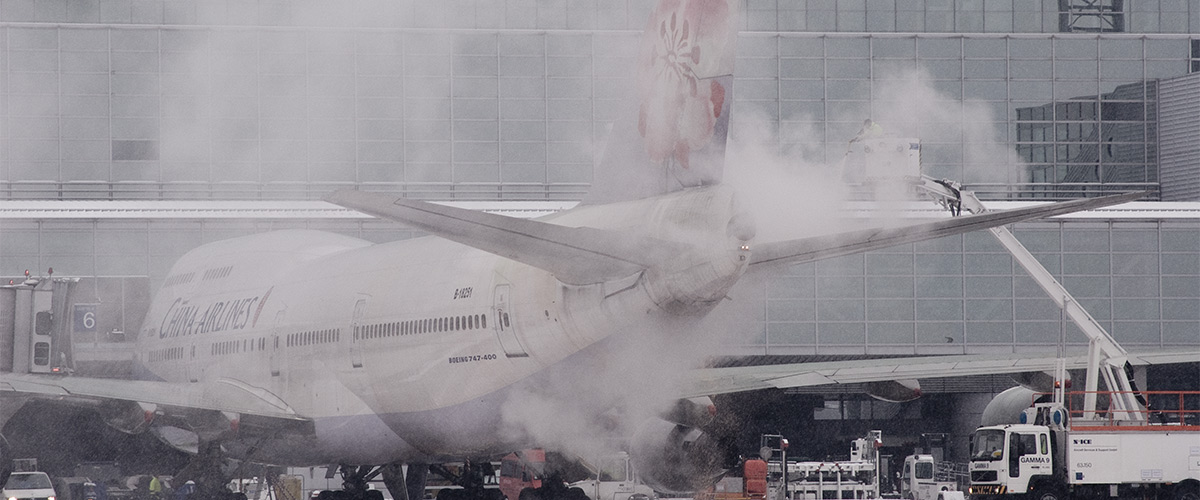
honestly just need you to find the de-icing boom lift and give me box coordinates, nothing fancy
[850,136,1143,417]
[918,176,1142,418]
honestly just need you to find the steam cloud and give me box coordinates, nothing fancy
[495,69,1026,466]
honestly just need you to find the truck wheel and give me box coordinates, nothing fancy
[1030,486,1062,500]
[1173,484,1200,500]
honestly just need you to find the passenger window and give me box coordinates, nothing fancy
[481,314,486,329]
[1039,434,1048,455]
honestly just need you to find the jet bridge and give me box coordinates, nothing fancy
[916,175,1143,420]
[0,272,78,375]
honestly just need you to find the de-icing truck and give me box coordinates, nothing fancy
[968,394,1200,500]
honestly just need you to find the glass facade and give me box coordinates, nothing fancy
[1,2,1199,201]
[752,219,1200,355]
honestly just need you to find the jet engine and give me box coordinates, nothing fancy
[864,379,922,403]
[979,386,1054,426]
[629,417,727,494]
[97,400,157,434]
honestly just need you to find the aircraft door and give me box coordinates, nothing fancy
[492,284,528,358]
[350,299,366,368]
[186,344,199,383]
[269,310,285,376]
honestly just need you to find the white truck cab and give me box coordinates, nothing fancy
[3,471,57,500]
[570,452,656,500]
[900,454,957,500]
[968,424,1056,497]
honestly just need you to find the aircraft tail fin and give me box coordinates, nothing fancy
[584,0,739,204]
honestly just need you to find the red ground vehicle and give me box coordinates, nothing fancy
[499,450,545,500]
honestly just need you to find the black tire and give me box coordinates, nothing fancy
[232,493,249,500]
[365,490,385,500]
[565,488,588,500]
[317,491,335,500]
[436,490,462,500]
[1030,486,1063,500]
[483,489,506,500]
[1173,483,1200,500]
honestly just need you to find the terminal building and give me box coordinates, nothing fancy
[1,0,1198,465]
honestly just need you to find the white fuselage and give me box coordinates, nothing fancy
[132,186,750,467]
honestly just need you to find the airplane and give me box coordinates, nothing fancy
[0,1,1177,500]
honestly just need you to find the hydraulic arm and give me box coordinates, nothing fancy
[917,176,1143,420]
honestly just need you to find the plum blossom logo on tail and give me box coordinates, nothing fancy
[637,0,731,172]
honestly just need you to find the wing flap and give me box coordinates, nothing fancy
[326,190,684,285]
[750,191,1148,268]
[677,349,1197,399]
[2,373,306,422]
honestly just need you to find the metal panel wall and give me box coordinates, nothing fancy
[1158,72,1200,201]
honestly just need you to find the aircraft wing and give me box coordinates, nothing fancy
[326,190,686,285]
[749,191,1148,268]
[0,372,312,434]
[676,350,1195,399]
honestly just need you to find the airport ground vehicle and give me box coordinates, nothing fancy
[3,471,58,500]
[968,395,1200,500]
[498,451,545,500]
[898,455,958,500]
[499,450,653,500]
[760,432,882,500]
[694,458,767,500]
[567,453,655,500]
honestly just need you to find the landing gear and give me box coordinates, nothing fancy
[312,463,428,500]
[382,463,427,500]
[174,441,239,500]
[430,461,502,500]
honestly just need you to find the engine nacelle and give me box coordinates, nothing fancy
[980,386,1051,427]
[630,418,727,494]
[98,400,157,434]
[662,397,717,429]
[864,379,922,403]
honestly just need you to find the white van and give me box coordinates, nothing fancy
[3,471,57,500]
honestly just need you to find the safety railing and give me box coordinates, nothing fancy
[0,181,592,202]
[1035,390,1200,428]
[0,180,1156,202]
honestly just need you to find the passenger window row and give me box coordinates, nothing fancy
[149,346,185,362]
[354,313,487,341]
[203,265,234,281]
[162,272,195,288]
[211,337,267,356]
[287,329,341,347]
